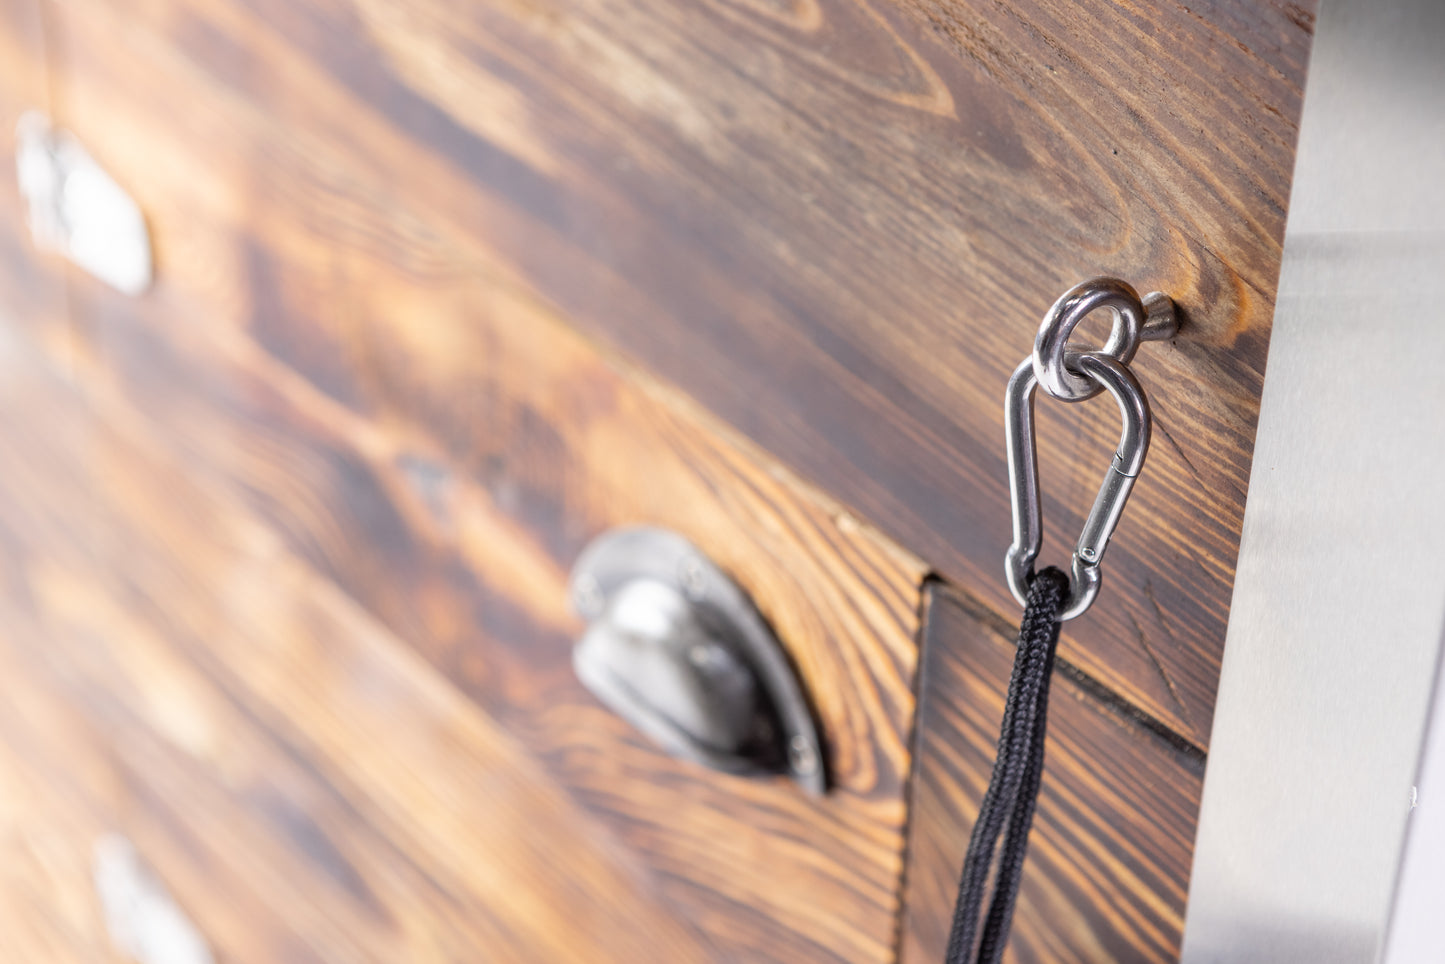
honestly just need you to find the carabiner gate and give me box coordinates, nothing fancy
[1004,351,1151,621]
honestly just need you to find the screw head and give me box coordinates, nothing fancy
[788,735,819,776]
[572,573,604,618]
[677,556,707,601]
[688,642,727,671]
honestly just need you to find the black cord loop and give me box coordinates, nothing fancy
[944,566,1069,964]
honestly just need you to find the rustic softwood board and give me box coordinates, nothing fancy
[0,344,722,962]
[36,0,1313,746]
[0,264,930,960]
[901,583,1205,962]
[0,0,1314,957]
[0,41,932,958]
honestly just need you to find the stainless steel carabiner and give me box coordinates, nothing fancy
[1004,351,1151,620]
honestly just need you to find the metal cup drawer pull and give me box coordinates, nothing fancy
[94,835,215,964]
[568,527,826,795]
[15,111,152,295]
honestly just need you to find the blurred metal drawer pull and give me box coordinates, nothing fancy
[16,111,152,295]
[94,834,214,964]
[569,526,825,795]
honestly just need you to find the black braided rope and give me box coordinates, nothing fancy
[944,566,1069,964]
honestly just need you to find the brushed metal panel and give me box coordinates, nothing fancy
[1180,0,1445,960]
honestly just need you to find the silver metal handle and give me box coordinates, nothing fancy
[569,527,825,795]
[16,111,151,295]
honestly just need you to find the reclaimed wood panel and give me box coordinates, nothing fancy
[39,0,1315,746]
[0,115,929,964]
[0,331,721,963]
[0,291,929,960]
[900,582,1206,962]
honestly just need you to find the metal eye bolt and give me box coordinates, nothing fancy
[1032,278,1176,402]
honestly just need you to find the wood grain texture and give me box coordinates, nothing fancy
[900,582,1206,963]
[0,331,723,963]
[38,0,1315,746]
[0,59,931,959]
[0,289,928,962]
